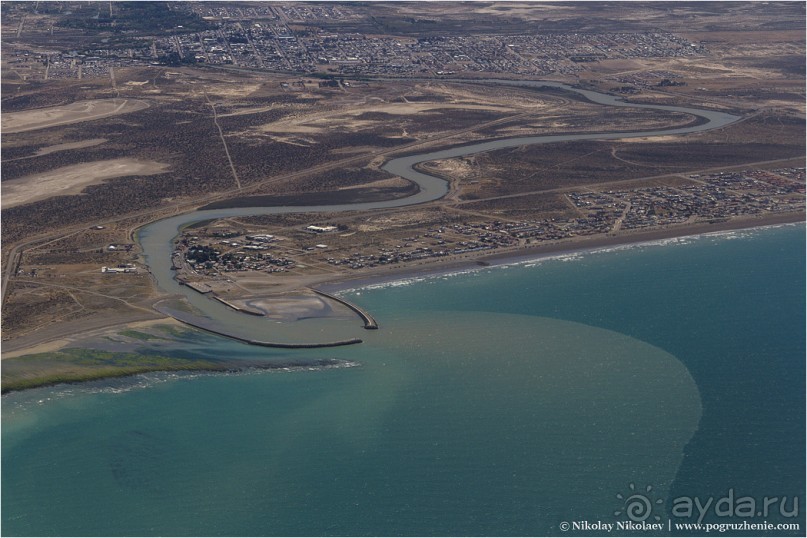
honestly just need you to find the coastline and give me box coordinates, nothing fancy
[1,346,356,395]
[2,213,803,394]
[316,212,806,294]
[0,317,177,360]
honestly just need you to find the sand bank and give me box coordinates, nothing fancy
[1,316,176,360]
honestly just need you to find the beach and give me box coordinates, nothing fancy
[2,212,802,392]
[4,222,803,536]
[316,212,806,293]
[6,212,805,350]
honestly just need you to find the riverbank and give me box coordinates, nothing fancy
[1,213,802,393]
[1,79,794,392]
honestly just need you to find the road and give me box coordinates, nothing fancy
[0,101,557,311]
[205,91,242,190]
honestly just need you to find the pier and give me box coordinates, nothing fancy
[182,280,213,294]
[311,289,378,329]
[153,299,365,349]
[213,296,264,316]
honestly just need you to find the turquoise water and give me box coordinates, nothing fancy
[2,224,804,536]
[135,80,738,340]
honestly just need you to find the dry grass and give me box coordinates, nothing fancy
[2,158,170,208]
[1,98,149,133]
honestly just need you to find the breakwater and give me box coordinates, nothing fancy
[136,80,741,347]
[311,289,379,329]
[172,315,363,348]
[213,296,264,316]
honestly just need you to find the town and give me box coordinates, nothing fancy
[3,2,707,81]
[170,167,804,287]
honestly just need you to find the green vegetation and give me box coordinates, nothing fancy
[1,347,352,393]
[1,348,225,394]
[118,329,167,341]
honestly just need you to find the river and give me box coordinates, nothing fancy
[136,80,740,342]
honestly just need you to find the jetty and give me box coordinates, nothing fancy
[182,281,213,294]
[213,296,264,316]
[170,315,362,348]
[311,289,378,329]
[152,299,365,349]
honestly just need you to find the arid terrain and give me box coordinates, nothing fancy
[1,98,149,133]
[1,2,804,388]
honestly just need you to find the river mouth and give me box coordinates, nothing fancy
[1,310,704,536]
[136,80,741,345]
[153,296,365,348]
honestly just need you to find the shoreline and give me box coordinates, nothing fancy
[3,213,803,361]
[0,316,178,360]
[316,213,806,294]
[1,350,356,395]
[1,213,802,394]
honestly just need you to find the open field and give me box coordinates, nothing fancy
[2,158,171,208]
[1,98,149,133]
[420,113,805,200]
[1,2,804,375]
[0,72,589,244]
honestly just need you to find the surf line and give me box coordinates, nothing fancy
[136,81,741,347]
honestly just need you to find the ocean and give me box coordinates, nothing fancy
[2,224,804,536]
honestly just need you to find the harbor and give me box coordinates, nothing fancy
[136,80,740,348]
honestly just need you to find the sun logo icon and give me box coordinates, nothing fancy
[614,483,664,522]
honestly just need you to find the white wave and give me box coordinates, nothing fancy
[494,251,587,268]
[338,222,804,295]
[3,361,362,410]
[341,270,482,294]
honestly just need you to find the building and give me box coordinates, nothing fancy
[306,225,337,233]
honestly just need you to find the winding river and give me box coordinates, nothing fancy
[136,80,740,343]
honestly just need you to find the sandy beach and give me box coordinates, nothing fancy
[0,312,174,360]
[2,212,803,362]
[316,212,806,293]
